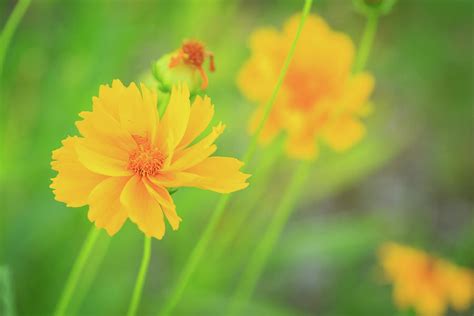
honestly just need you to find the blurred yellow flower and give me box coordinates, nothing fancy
[379,242,474,316]
[238,14,375,160]
[51,80,249,239]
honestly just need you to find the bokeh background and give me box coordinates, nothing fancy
[1,0,473,315]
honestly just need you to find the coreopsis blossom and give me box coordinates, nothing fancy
[379,242,474,316]
[237,14,375,160]
[51,81,249,239]
[154,40,215,94]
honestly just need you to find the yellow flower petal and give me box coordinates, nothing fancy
[155,84,191,152]
[284,14,329,41]
[184,156,250,193]
[286,134,318,160]
[177,95,214,150]
[392,282,414,309]
[142,178,174,210]
[120,175,166,239]
[117,82,159,138]
[150,157,249,194]
[443,265,474,311]
[148,172,196,189]
[144,178,181,230]
[322,116,365,152]
[76,104,135,153]
[237,28,284,105]
[415,291,445,316]
[88,176,130,235]
[75,137,132,177]
[50,136,105,207]
[96,79,126,119]
[140,83,160,143]
[250,27,282,55]
[167,122,225,171]
[344,72,375,114]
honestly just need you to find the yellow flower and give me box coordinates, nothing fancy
[50,80,249,239]
[237,14,375,160]
[379,242,474,316]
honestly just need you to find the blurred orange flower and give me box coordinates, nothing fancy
[379,242,474,316]
[238,14,375,160]
[51,81,249,239]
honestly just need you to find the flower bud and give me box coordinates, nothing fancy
[153,40,215,95]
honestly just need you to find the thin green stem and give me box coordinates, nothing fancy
[159,194,230,316]
[159,3,313,314]
[0,0,32,188]
[242,0,312,165]
[127,236,152,316]
[54,227,101,316]
[0,0,31,77]
[212,141,284,261]
[228,161,311,315]
[67,235,111,315]
[353,13,379,73]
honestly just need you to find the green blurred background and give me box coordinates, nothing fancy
[1,0,473,315]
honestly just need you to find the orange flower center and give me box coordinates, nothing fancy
[128,135,165,176]
[182,41,206,68]
[420,259,437,282]
[285,69,332,111]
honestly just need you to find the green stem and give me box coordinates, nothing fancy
[159,194,230,316]
[0,0,32,189]
[242,1,312,165]
[54,227,101,316]
[0,0,31,77]
[228,161,311,315]
[67,235,111,315]
[353,13,379,73]
[127,236,152,316]
[159,3,313,314]
[211,141,284,261]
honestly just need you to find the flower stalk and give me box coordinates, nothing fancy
[211,139,284,261]
[54,227,101,316]
[228,161,311,314]
[0,0,32,184]
[0,0,31,78]
[67,236,111,315]
[158,0,313,314]
[127,237,152,316]
[354,12,379,73]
